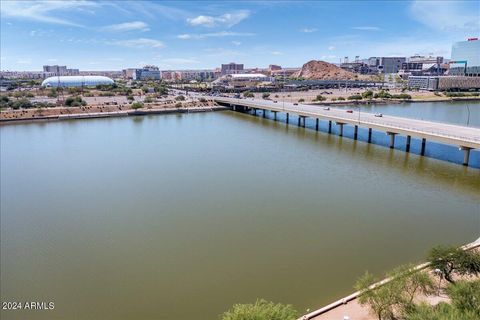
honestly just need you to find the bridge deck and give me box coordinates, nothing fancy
[213,97,480,150]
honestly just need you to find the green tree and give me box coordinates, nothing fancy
[427,246,480,283]
[355,265,434,320]
[374,90,392,99]
[298,98,305,103]
[315,95,326,101]
[220,299,298,320]
[10,98,33,109]
[446,280,480,316]
[406,302,478,320]
[355,271,400,320]
[262,93,270,99]
[362,90,374,99]
[243,91,254,98]
[175,95,186,101]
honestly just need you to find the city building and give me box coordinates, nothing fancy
[42,65,79,76]
[339,62,372,74]
[269,65,282,71]
[367,57,406,74]
[41,75,114,88]
[450,38,480,76]
[270,67,301,78]
[213,73,272,89]
[123,66,161,80]
[221,63,244,75]
[408,75,480,91]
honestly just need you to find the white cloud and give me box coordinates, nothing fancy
[231,41,241,46]
[102,21,150,32]
[187,15,215,27]
[187,10,250,28]
[16,58,32,64]
[0,1,98,27]
[111,38,164,48]
[271,51,283,55]
[300,28,317,33]
[177,31,254,40]
[328,46,335,51]
[410,0,480,32]
[352,26,380,31]
[177,34,193,39]
[47,58,57,62]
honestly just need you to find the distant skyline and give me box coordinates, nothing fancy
[1,0,479,71]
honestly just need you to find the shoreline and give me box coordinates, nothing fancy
[302,237,480,320]
[0,104,228,125]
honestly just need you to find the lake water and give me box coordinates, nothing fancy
[1,101,479,320]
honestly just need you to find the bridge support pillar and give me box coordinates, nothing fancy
[328,121,332,133]
[272,111,278,121]
[336,122,345,137]
[298,116,306,127]
[421,138,426,156]
[354,125,358,140]
[253,108,257,116]
[368,128,372,143]
[387,132,397,149]
[263,109,266,118]
[460,146,472,166]
[316,118,319,131]
[406,135,411,152]
[286,113,289,124]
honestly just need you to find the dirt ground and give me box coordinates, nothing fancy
[251,88,472,103]
[0,100,215,121]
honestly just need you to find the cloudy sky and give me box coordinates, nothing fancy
[1,0,479,71]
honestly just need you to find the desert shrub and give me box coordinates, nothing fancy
[220,299,298,320]
[65,96,87,107]
[348,94,363,100]
[131,102,143,110]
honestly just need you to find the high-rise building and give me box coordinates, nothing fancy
[123,66,161,80]
[367,57,406,74]
[450,38,480,76]
[43,65,67,76]
[221,63,244,75]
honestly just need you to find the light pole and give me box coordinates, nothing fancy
[466,105,471,126]
[282,69,286,111]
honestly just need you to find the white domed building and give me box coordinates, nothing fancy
[42,76,114,88]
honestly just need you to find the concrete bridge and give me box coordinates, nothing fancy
[212,97,480,166]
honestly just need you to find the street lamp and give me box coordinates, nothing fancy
[466,105,471,126]
[282,69,286,111]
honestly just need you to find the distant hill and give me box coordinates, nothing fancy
[294,60,364,80]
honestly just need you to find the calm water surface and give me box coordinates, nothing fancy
[1,102,479,320]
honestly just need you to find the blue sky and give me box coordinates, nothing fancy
[1,0,479,71]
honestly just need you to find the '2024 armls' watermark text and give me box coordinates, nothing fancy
[2,301,55,310]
